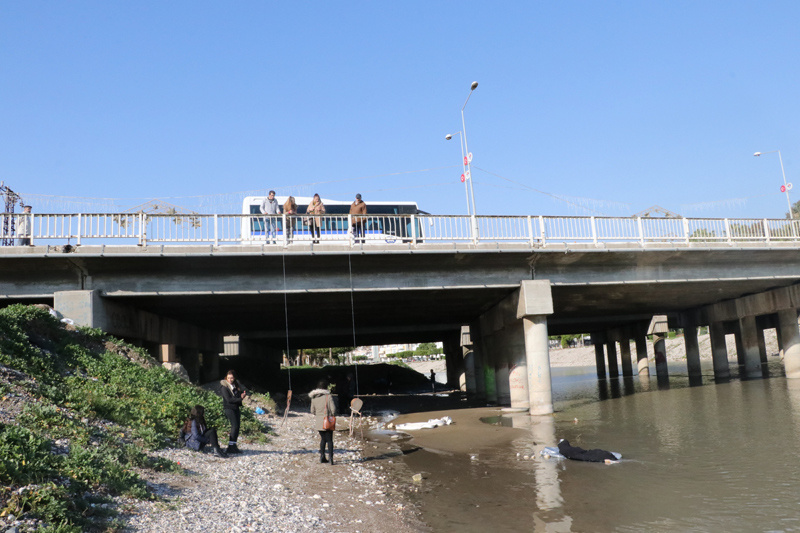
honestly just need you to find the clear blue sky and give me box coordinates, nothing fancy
[2,2,799,218]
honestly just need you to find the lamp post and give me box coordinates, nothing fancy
[445,131,471,217]
[754,150,794,219]
[457,81,479,240]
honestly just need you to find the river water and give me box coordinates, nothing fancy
[392,360,800,532]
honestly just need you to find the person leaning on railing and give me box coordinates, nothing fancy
[306,193,325,244]
[16,205,32,246]
[350,193,367,244]
[283,196,298,243]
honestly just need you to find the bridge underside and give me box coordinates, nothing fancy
[5,244,800,347]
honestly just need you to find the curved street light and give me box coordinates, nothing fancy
[754,150,794,219]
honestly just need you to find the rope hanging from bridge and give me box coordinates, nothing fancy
[280,252,293,429]
[348,254,359,398]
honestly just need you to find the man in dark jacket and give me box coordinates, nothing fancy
[220,370,246,454]
[349,193,367,244]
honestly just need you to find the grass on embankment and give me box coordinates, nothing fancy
[0,305,270,532]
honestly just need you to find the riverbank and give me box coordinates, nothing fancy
[120,408,427,533]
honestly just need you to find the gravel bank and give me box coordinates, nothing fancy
[120,410,426,533]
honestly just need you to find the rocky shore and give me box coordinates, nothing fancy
[120,409,426,533]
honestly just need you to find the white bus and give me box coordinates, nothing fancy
[241,196,426,244]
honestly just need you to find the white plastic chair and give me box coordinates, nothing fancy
[349,398,364,438]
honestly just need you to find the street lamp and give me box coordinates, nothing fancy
[754,150,794,219]
[445,131,472,216]
[453,81,479,240]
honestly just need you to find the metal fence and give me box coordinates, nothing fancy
[3,213,800,248]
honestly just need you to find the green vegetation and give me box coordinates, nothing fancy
[0,305,269,531]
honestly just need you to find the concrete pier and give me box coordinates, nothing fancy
[778,309,800,379]
[606,340,619,378]
[634,330,650,379]
[738,316,762,378]
[709,321,731,382]
[517,281,555,415]
[619,334,633,377]
[592,333,606,379]
[683,324,702,381]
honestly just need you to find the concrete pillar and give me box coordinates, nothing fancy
[460,326,472,393]
[733,321,747,368]
[592,333,606,379]
[470,321,487,402]
[523,315,553,415]
[738,316,763,378]
[653,333,668,381]
[648,315,669,381]
[683,324,702,380]
[516,280,555,415]
[757,327,768,364]
[506,323,529,410]
[606,340,619,378]
[634,330,650,379]
[619,334,633,377]
[778,309,800,379]
[461,326,476,395]
[159,343,177,363]
[490,335,511,406]
[709,321,731,381]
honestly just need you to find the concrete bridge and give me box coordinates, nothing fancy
[5,213,800,413]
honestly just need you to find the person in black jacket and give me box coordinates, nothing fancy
[220,370,246,454]
[182,405,227,457]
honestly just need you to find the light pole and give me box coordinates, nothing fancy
[460,81,479,239]
[754,150,794,219]
[445,131,471,216]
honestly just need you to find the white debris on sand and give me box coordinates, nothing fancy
[120,411,425,533]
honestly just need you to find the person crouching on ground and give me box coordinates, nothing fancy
[183,405,227,457]
[309,380,337,464]
[220,369,246,454]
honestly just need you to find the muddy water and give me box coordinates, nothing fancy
[390,361,800,532]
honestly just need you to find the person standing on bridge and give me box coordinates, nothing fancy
[349,193,367,244]
[220,370,246,454]
[283,196,298,243]
[260,190,281,245]
[306,193,325,244]
[16,205,32,246]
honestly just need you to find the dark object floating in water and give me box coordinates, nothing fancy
[557,439,620,463]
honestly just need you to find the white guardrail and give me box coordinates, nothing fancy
[3,213,800,247]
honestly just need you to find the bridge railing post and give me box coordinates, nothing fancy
[527,215,534,246]
[411,214,417,245]
[591,216,598,246]
[724,218,732,245]
[139,213,147,246]
[637,217,644,246]
[213,214,219,247]
[683,218,690,245]
[763,219,770,244]
[76,213,82,246]
[347,214,353,246]
[538,216,546,246]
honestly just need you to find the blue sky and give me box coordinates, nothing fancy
[2,2,799,218]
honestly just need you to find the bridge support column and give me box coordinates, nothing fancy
[592,333,606,379]
[470,321,488,403]
[683,324,702,383]
[606,340,619,378]
[635,327,650,380]
[461,326,476,395]
[507,323,530,410]
[619,332,633,377]
[517,281,555,415]
[487,335,510,406]
[443,331,464,390]
[778,309,800,379]
[709,321,731,382]
[648,315,669,382]
[738,316,762,378]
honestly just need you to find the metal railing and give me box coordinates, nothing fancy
[3,213,800,248]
